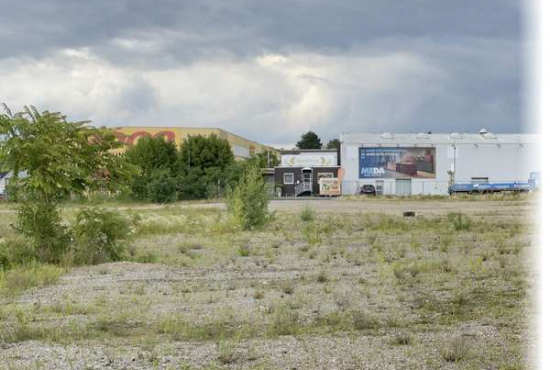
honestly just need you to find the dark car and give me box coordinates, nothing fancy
[359,184,376,196]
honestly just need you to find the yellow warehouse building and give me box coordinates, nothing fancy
[111,126,276,160]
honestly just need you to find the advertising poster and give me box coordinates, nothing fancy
[319,178,341,196]
[359,147,436,179]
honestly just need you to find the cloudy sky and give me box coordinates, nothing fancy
[0,0,529,147]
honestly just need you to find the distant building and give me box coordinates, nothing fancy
[110,126,277,160]
[339,131,541,196]
[274,149,340,197]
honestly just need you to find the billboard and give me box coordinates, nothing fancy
[359,147,436,179]
[319,178,341,196]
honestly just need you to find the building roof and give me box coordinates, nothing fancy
[280,149,337,155]
[340,132,541,145]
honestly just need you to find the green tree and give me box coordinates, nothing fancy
[226,161,271,230]
[0,105,133,262]
[250,149,280,168]
[296,131,322,149]
[326,138,340,150]
[124,136,178,201]
[177,134,234,199]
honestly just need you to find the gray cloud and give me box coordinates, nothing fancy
[0,0,527,147]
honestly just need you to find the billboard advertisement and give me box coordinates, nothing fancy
[359,147,436,179]
[319,178,341,196]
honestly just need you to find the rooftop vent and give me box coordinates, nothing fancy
[450,132,462,139]
[381,132,393,139]
[416,133,429,139]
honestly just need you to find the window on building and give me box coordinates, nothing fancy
[317,173,334,180]
[283,173,294,185]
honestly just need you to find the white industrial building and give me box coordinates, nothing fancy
[339,131,541,196]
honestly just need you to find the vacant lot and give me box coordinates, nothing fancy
[0,196,538,370]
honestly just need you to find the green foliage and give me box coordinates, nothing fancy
[0,105,133,201]
[0,237,40,270]
[299,205,315,222]
[146,169,178,203]
[225,162,270,230]
[72,207,133,265]
[296,131,322,149]
[0,105,134,264]
[326,138,340,150]
[248,150,280,168]
[0,263,65,295]
[441,336,471,362]
[14,202,71,263]
[177,134,234,200]
[447,212,471,231]
[125,136,178,200]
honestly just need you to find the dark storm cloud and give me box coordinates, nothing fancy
[0,0,526,146]
[0,0,520,62]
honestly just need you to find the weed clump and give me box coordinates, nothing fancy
[349,310,379,330]
[441,336,471,362]
[447,212,471,231]
[299,205,315,222]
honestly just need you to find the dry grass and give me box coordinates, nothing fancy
[0,198,535,369]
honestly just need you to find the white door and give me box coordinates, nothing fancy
[396,179,412,196]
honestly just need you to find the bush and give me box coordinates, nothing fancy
[447,212,471,231]
[146,169,178,203]
[0,237,36,270]
[225,163,271,230]
[299,205,315,222]
[14,201,71,263]
[349,310,380,330]
[441,336,471,362]
[72,207,133,265]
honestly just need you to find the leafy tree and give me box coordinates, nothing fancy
[0,105,133,262]
[124,136,178,200]
[326,138,340,150]
[250,150,280,168]
[177,134,234,199]
[146,169,178,203]
[296,131,322,149]
[226,161,271,230]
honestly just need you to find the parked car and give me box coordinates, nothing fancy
[359,184,376,196]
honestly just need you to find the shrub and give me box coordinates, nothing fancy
[392,332,413,346]
[267,305,300,336]
[447,212,471,231]
[302,222,321,246]
[225,163,271,230]
[349,310,379,330]
[0,237,36,270]
[316,270,329,283]
[146,169,178,203]
[441,336,471,362]
[237,244,251,257]
[299,205,315,222]
[14,201,71,263]
[72,207,132,265]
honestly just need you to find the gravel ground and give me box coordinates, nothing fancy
[0,197,537,370]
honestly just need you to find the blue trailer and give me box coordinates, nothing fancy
[449,181,533,194]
